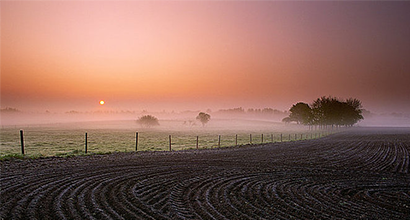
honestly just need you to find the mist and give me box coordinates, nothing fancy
[2,104,409,129]
[0,106,286,127]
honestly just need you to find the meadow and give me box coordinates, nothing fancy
[0,119,330,157]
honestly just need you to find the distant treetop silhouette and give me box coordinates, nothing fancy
[284,96,363,127]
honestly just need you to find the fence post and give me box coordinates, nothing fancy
[271,134,273,143]
[280,133,283,142]
[196,136,199,150]
[250,134,252,144]
[169,135,172,151]
[85,132,88,154]
[218,135,221,148]
[235,134,238,146]
[295,134,297,140]
[261,134,263,143]
[135,132,139,151]
[289,134,291,141]
[20,130,24,155]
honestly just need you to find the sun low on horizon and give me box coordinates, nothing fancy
[1,1,410,114]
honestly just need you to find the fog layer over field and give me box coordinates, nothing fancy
[1,108,410,128]
[1,110,287,130]
[1,110,309,157]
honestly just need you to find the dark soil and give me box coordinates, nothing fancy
[1,127,409,219]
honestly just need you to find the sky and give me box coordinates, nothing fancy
[1,1,410,114]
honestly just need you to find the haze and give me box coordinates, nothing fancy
[1,1,410,118]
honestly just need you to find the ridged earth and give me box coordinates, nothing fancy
[1,128,409,219]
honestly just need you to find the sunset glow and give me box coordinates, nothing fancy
[99,100,105,106]
[1,1,410,114]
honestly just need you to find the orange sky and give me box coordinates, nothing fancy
[1,1,410,113]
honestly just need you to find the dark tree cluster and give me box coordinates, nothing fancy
[283,96,364,127]
[137,115,160,128]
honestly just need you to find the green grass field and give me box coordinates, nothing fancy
[1,119,332,158]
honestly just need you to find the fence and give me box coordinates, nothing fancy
[2,129,335,157]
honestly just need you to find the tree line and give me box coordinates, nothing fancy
[217,107,286,115]
[137,112,211,128]
[282,96,364,127]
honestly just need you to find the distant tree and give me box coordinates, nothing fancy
[196,112,211,127]
[137,115,160,128]
[285,96,364,127]
[341,98,364,126]
[183,120,196,127]
[0,107,20,113]
[311,96,341,126]
[311,96,364,127]
[282,117,292,124]
[218,107,245,114]
[288,102,313,125]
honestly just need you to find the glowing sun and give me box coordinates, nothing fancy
[99,100,105,105]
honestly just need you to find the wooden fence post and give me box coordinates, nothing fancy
[235,134,238,146]
[135,132,139,151]
[169,135,172,151]
[20,130,24,155]
[250,134,252,144]
[218,135,221,148]
[271,134,273,143]
[261,134,264,143]
[281,133,283,142]
[85,132,88,154]
[196,136,199,150]
[295,134,297,140]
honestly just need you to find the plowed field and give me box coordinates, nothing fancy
[1,127,409,219]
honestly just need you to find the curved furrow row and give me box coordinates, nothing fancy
[92,174,130,219]
[234,176,274,218]
[258,180,292,218]
[366,142,391,171]
[396,142,409,173]
[218,174,263,219]
[363,141,401,172]
[276,177,329,219]
[131,169,192,217]
[323,139,407,173]
[8,175,75,219]
[338,141,374,169]
[172,176,210,219]
[305,183,354,218]
[115,178,157,219]
[187,175,233,219]
[2,128,410,219]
